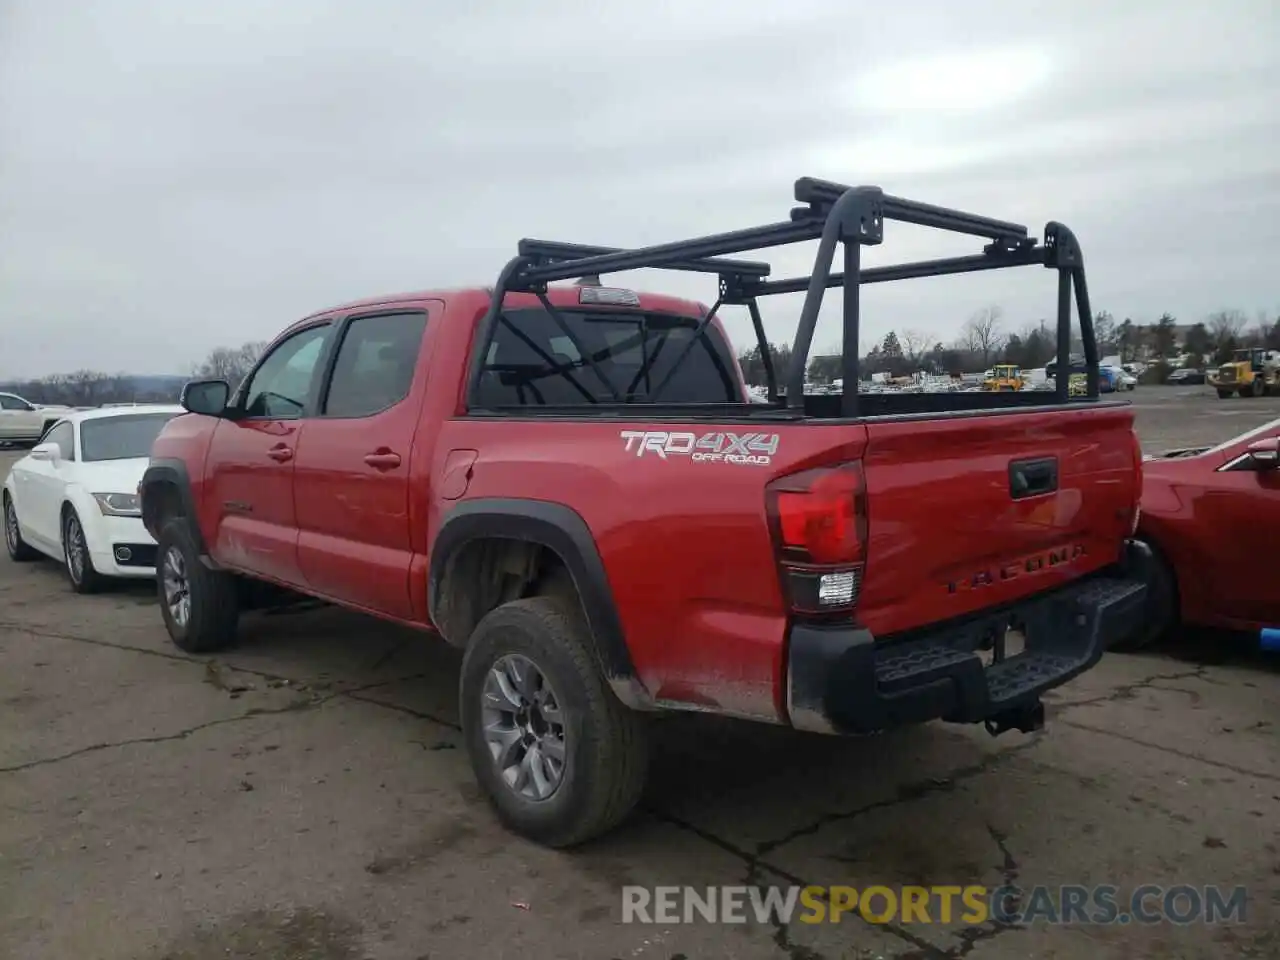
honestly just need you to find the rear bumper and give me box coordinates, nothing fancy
[785,540,1155,735]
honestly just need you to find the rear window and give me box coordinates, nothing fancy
[475,308,743,406]
[80,412,181,462]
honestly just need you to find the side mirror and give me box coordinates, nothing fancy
[29,442,59,462]
[181,379,231,417]
[1245,436,1280,469]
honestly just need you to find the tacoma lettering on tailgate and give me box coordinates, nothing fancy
[620,430,779,466]
[946,544,1086,594]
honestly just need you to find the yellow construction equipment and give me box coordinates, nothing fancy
[1208,348,1280,398]
[981,364,1025,391]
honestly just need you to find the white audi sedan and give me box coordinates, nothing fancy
[3,405,185,592]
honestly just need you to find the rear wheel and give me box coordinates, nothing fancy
[63,508,109,594]
[156,517,240,653]
[459,594,649,848]
[1216,389,1232,399]
[3,493,39,562]
[1114,539,1178,651]
[1249,378,1264,397]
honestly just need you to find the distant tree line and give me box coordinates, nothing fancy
[736,305,1280,388]
[1,341,269,407]
[0,371,145,407]
[9,313,1279,404]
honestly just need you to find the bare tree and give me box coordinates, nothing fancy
[960,306,1005,368]
[1091,311,1117,353]
[194,341,268,390]
[898,328,937,368]
[1248,311,1275,348]
[1206,309,1248,347]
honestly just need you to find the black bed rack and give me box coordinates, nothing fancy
[466,176,1100,416]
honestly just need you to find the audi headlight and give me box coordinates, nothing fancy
[92,492,141,517]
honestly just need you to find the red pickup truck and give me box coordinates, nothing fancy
[141,178,1153,846]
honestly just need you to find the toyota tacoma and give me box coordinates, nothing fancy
[140,176,1153,847]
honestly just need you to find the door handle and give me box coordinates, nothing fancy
[267,445,293,463]
[1009,457,1058,499]
[364,450,402,469]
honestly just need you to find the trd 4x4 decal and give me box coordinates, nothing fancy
[619,430,779,465]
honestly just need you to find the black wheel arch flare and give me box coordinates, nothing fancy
[429,498,649,706]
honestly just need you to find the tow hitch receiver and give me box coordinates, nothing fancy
[984,701,1045,737]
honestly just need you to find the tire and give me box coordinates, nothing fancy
[3,493,40,562]
[1250,378,1264,398]
[62,508,109,594]
[155,517,240,653]
[1216,389,1232,399]
[459,595,649,848]
[1113,540,1178,651]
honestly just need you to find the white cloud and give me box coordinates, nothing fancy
[846,45,1055,113]
[0,0,1276,376]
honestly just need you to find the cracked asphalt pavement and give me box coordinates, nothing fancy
[2,386,1278,960]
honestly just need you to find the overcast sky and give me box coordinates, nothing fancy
[1,0,1277,378]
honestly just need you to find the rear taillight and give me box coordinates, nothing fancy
[766,462,867,616]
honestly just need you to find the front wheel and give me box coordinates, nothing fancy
[3,493,40,562]
[155,517,241,653]
[63,508,109,594]
[459,596,649,848]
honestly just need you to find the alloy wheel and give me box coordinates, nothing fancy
[65,516,85,583]
[4,500,18,554]
[481,654,567,801]
[162,545,191,627]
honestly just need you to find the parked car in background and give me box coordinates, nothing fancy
[1131,418,1280,649]
[0,392,73,445]
[3,405,186,592]
[1047,357,1125,393]
[1109,366,1138,390]
[1166,367,1206,386]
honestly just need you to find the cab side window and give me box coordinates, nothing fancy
[44,421,75,461]
[240,324,331,419]
[323,312,428,419]
[0,394,33,411]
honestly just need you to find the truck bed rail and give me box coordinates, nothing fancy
[468,177,1101,417]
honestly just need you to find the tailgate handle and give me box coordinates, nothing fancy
[1009,457,1058,499]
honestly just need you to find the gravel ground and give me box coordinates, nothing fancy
[1,385,1277,960]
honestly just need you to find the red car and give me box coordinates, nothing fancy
[1135,418,1280,648]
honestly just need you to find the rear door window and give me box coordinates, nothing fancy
[476,308,741,406]
[322,312,428,418]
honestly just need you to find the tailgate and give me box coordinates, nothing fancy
[854,405,1140,638]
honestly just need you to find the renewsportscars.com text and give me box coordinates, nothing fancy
[621,884,1248,926]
